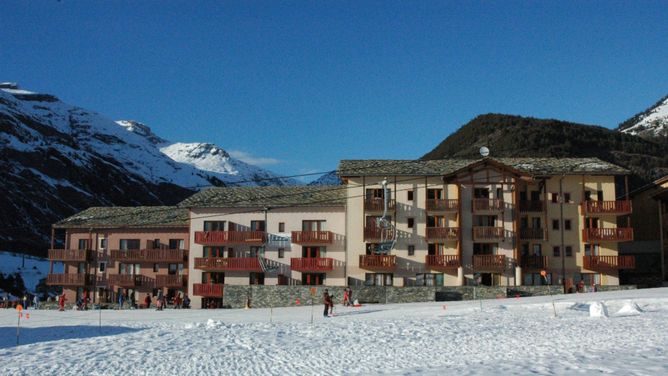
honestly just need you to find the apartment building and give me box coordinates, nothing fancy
[340,157,634,290]
[47,207,189,305]
[180,186,346,309]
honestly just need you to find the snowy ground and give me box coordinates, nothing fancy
[1,288,667,375]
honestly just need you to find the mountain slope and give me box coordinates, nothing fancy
[618,94,668,139]
[422,114,668,188]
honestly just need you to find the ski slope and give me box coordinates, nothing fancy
[0,288,667,375]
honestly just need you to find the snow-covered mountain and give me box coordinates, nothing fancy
[0,83,295,252]
[308,170,342,186]
[618,94,668,139]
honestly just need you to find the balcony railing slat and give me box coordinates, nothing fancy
[155,275,187,287]
[364,198,396,211]
[290,257,334,271]
[48,249,93,261]
[582,228,634,242]
[359,255,396,270]
[425,255,461,269]
[426,199,459,212]
[472,227,505,241]
[291,231,333,244]
[194,257,262,272]
[582,200,632,215]
[583,255,635,271]
[426,227,459,241]
[193,283,224,297]
[472,199,504,212]
[110,249,186,262]
[194,231,266,245]
[472,255,506,272]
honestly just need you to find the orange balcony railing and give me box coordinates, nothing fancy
[583,256,635,271]
[110,249,186,262]
[425,255,461,270]
[582,228,633,242]
[519,228,547,240]
[359,255,396,270]
[291,258,334,272]
[472,227,505,241]
[426,199,459,212]
[108,274,154,288]
[193,283,224,297]
[194,257,262,272]
[472,199,504,212]
[473,255,506,272]
[426,227,459,242]
[291,231,333,244]
[364,198,396,212]
[194,231,266,245]
[46,273,97,286]
[581,200,632,215]
[155,275,187,288]
[520,256,547,270]
[519,200,545,212]
[48,249,94,262]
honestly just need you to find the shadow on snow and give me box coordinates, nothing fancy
[0,325,144,348]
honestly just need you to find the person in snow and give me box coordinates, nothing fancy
[323,289,333,317]
[33,295,39,310]
[144,293,151,309]
[174,293,182,309]
[182,294,190,309]
[118,292,125,309]
[156,290,164,311]
[130,291,136,309]
[58,293,67,311]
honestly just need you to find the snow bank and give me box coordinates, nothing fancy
[589,301,609,318]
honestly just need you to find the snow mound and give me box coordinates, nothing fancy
[206,319,222,329]
[616,302,643,316]
[589,301,609,318]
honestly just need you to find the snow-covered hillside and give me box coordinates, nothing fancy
[619,94,668,138]
[308,170,342,185]
[0,251,62,293]
[1,288,666,375]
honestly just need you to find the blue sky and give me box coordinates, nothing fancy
[2,1,667,181]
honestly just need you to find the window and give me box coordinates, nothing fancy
[203,246,225,258]
[302,273,324,285]
[278,248,285,258]
[427,189,442,200]
[532,244,542,256]
[407,190,414,201]
[168,239,184,249]
[119,239,140,250]
[78,239,89,250]
[553,246,560,257]
[365,273,393,286]
[153,263,159,272]
[203,221,225,231]
[98,262,106,273]
[278,222,285,232]
[564,193,571,203]
[473,188,489,199]
[250,220,266,231]
[551,193,558,203]
[416,273,444,286]
[564,220,572,230]
[99,238,107,250]
[496,188,503,199]
[408,245,415,256]
[552,219,559,230]
[565,246,573,257]
[249,272,265,285]
[523,272,552,286]
[302,220,326,231]
[407,218,415,228]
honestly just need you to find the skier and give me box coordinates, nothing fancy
[322,289,333,317]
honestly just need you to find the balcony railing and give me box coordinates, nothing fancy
[472,199,504,212]
[583,256,635,271]
[425,255,461,270]
[473,255,506,272]
[519,200,545,213]
[519,228,547,240]
[48,249,94,262]
[359,255,396,270]
[193,283,224,297]
[582,228,634,242]
[291,257,334,272]
[581,200,632,215]
[426,199,459,212]
[46,273,97,286]
[364,198,396,212]
[426,227,459,242]
[520,255,547,270]
[194,257,262,272]
[155,275,187,288]
[364,226,395,242]
[291,231,333,244]
[194,231,266,245]
[472,227,505,241]
[110,249,186,262]
[108,274,154,288]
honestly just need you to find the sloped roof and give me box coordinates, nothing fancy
[338,157,629,177]
[54,206,188,229]
[179,185,346,208]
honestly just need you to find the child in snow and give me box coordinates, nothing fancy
[58,293,67,311]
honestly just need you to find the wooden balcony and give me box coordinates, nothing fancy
[110,249,186,262]
[473,255,506,272]
[194,257,262,272]
[472,227,505,242]
[426,227,459,242]
[519,228,547,240]
[194,231,266,245]
[519,200,545,213]
[364,226,395,242]
[364,198,396,212]
[359,255,396,271]
[581,200,632,215]
[472,199,504,213]
[46,273,97,286]
[583,255,635,272]
[520,255,547,270]
[193,283,224,297]
[108,274,154,288]
[291,257,334,272]
[426,199,459,212]
[582,228,634,242]
[425,255,461,270]
[291,231,333,244]
[48,249,94,262]
[155,275,187,288]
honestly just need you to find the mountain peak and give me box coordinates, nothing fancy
[618,94,668,139]
[116,120,167,145]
